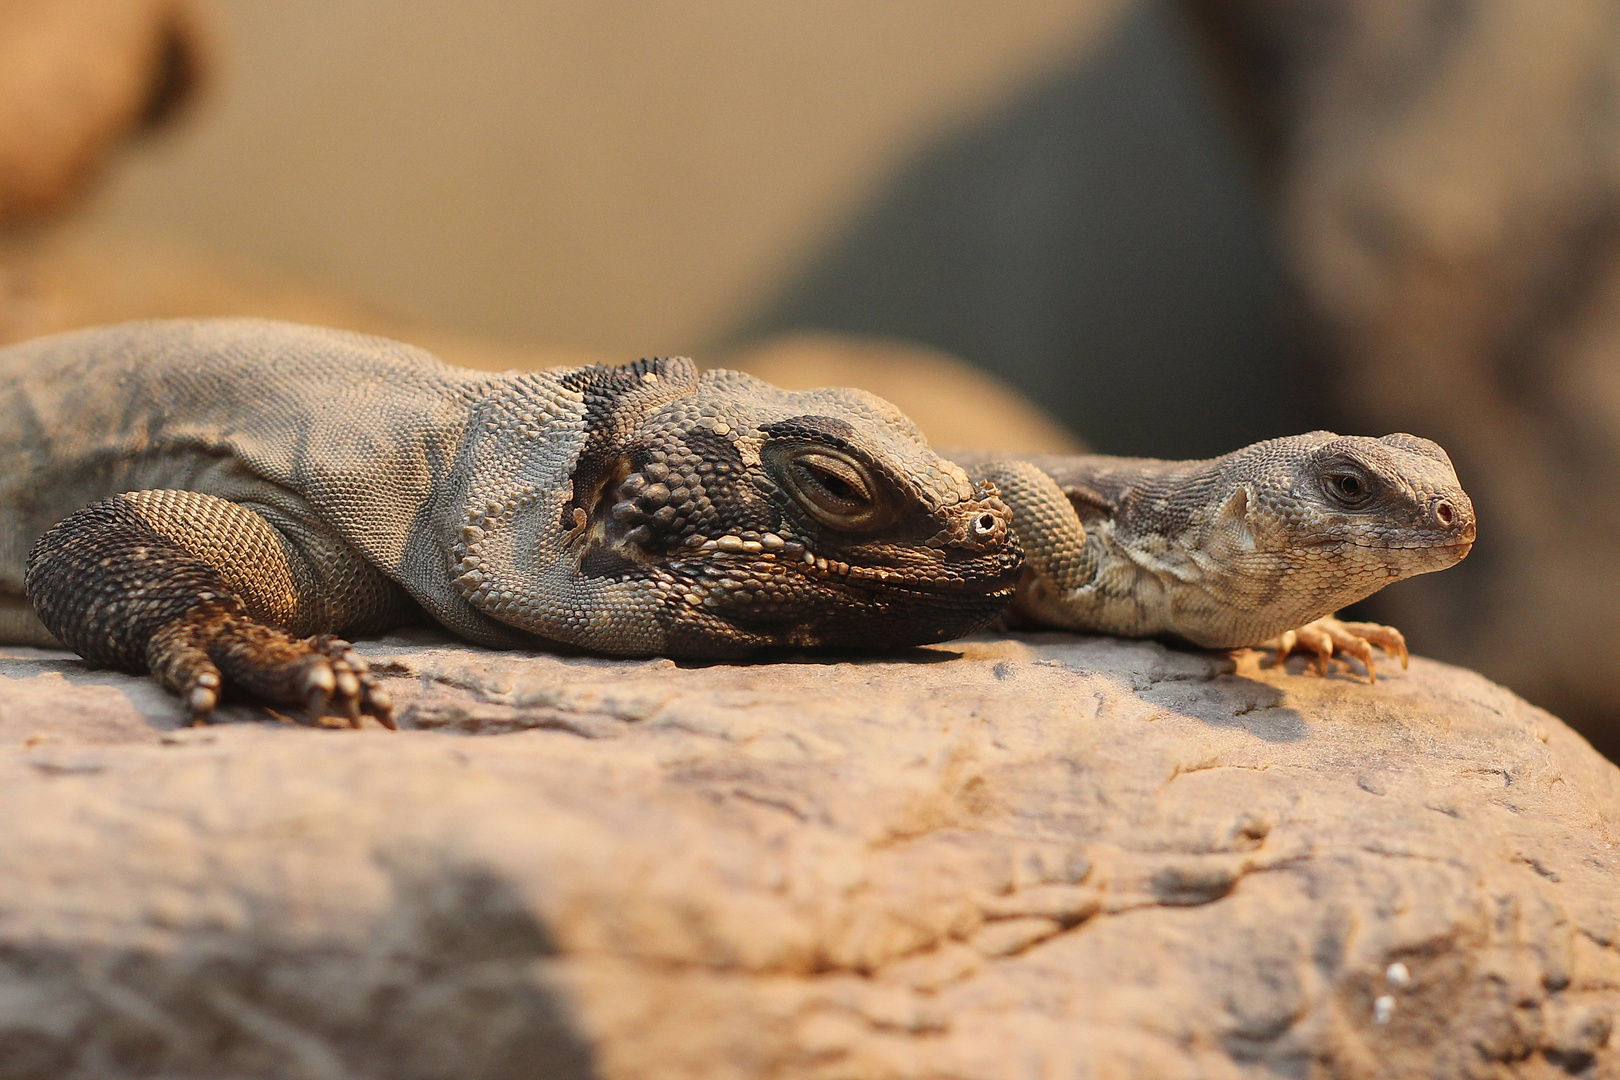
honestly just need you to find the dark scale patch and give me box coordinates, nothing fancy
[594,427,767,558]
[759,415,859,444]
[560,357,700,529]
[558,355,675,395]
[677,429,774,538]
[779,585,1010,651]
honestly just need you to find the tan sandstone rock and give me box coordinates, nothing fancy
[0,631,1616,1079]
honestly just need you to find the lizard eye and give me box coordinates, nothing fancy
[770,444,892,530]
[1322,468,1376,508]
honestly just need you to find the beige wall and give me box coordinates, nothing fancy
[86,0,1122,358]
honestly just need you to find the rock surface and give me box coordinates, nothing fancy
[0,631,1617,1080]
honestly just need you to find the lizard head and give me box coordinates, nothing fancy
[455,359,1022,657]
[1187,430,1475,640]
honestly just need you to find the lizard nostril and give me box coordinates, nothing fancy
[972,513,999,538]
[1433,500,1454,528]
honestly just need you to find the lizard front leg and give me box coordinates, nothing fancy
[26,491,408,726]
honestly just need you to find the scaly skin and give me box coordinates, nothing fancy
[956,432,1476,680]
[4,319,1474,722]
[4,320,1019,724]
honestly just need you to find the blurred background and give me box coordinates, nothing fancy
[5,0,1619,757]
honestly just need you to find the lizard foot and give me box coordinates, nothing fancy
[148,606,395,728]
[1258,616,1409,683]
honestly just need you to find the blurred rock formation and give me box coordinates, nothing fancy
[741,0,1306,462]
[0,0,587,373]
[0,0,204,222]
[1186,0,1620,755]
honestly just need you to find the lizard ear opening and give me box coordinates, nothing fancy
[1214,484,1256,550]
[1216,484,1248,524]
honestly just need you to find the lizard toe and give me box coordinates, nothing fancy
[1323,625,1378,683]
[330,666,364,726]
[361,678,396,730]
[1338,620,1409,669]
[1270,629,1298,668]
[1263,615,1411,682]
[310,636,390,728]
[146,608,233,724]
[1292,622,1335,676]
[185,669,222,725]
[299,659,338,724]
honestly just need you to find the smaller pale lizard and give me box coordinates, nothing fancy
[956,432,1474,680]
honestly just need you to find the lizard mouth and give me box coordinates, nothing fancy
[659,531,1019,654]
[1345,536,1475,554]
[670,531,1019,594]
[661,534,1020,626]
[791,552,1019,596]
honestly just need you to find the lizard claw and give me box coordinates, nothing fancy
[185,669,222,725]
[1271,629,1298,668]
[307,635,395,729]
[1257,615,1409,683]
[300,660,339,723]
[149,609,396,728]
